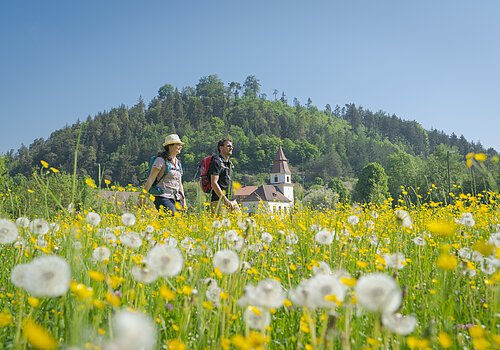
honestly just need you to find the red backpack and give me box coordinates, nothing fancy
[198,155,213,193]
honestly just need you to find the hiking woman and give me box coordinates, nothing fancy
[140,134,186,214]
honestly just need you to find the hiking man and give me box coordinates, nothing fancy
[208,138,238,214]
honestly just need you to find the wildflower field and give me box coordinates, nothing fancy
[0,196,498,350]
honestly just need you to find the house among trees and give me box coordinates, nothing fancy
[234,146,294,213]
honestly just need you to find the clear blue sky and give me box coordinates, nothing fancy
[1,0,499,153]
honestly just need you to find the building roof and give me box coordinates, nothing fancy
[271,146,291,174]
[243,184,291,203]
[233,186,258,197]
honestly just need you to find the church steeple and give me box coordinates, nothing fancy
[271,146,291,175]
[270,146,294,204]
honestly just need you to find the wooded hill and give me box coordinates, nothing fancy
[3,75,498,202]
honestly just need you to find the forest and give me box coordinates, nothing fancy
[1,74,499,206]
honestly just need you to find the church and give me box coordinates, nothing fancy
[233,146,294,213]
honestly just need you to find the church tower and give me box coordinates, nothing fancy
[270,146,294,204]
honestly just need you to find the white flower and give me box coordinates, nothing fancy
[163,237,178,247]
[146,246,184,277]
[213,249,239,274]
[315,229,334,245]
[307,274,347,308]
[455,212,475,227]
[29,218,50,235]
[37,236,48,248]
[371,211,379,219]
[86,212,101,226]
[253,279,285,309]
[73,241,82,250]
[121,232,143,249]
[313,261,332,275]
[225,230,239,241]
[131,265,158,284]
[395,210,412,228]
[205,283,221,305]
[244,306,271,330]
[221,218,231,227]
[261,232,273,243]
[104,233,117,246]
[93,246,111,262]
[121,213,136,226]
[212,220,222,229]
[248,243,263,253]
[11,263,29,288]
[412,236,426,246]
[181,237,196,250]
[289,280,313,308]
[109,310,156,350]
[227,234,244,251]
[365,220,375,229]
[488,232,500,247]
[22,256,71,297]
[369,235,379,246]
[355,273,402,314]
[382,313,417,335]
[383,253,406,270]
[15,217,30,228]
[347,215,359,225]
[0,219,19,244]
[286,233,299,245]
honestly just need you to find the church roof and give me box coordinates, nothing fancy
[271,146,291,174]
[243,184,291,203]
[233,186,258,198]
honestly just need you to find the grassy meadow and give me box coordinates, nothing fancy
[0,164,499,350]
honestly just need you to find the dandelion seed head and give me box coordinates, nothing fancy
[213,249,239,274]
[15,217,30,228]
[355,273,402,314]
[382,313,417,335]
[86,212,101,226]
[23,255,71,297]
[146,246,184,277]
[121,213,136,226]
[110,310,156,350]
[92,246,111,262]
[0,219,19,244]
[29,218,50,236]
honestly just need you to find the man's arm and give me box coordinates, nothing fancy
[210,174,232,207]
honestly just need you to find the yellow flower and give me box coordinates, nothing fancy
[23,318,58,350]
[473,241,494,256]
[474,153,487,162]
[88,270,106,282]
[437,254,458,270]
[107,276,124,289]
[406,336,430,349]
[220,291,229,300]
[182,286,193,295]
[49,167,59,173]
[472,337,490,350]
[468,325,485,338]
[356,260,368,268]
[283,299,292,307]
[160,286,175,301]
[340,276,357,287]
[438,332,452,348]
[202,301,213,310]
[27,297,40,308]
[167,339,186,350]
[104,179,111,185]
[40,160,49,169]
[105,291,121,307]
[0,312,13,327]
[233,181,242,190]
[85,177,97,189]
[426,221,456,237]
